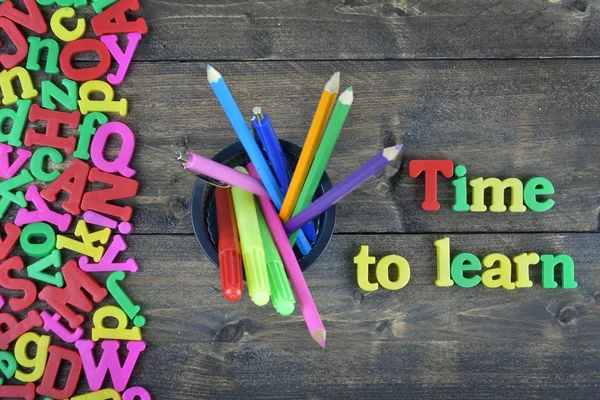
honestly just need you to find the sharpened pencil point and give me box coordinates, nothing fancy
[207,64,222,83]
[324,72,340,94]
[338,86,353,105]
[383,144,403,161]
[311,328,326,349]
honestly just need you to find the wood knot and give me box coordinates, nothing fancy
[376,320,391,334]
[213,319,260,343]
[570,0,587,12]
[558,307,578,324]
[353,289,365,303]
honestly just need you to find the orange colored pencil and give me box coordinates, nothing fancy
[279,72,340,222]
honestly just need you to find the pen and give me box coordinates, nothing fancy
[285,144,403,235]
[206,64,313,256]
[176,151,269,197]
[215,187,244,302]
[247,162,326,348]
[255,198,296,316]
[251,107,317,243]
[230,167,270,306]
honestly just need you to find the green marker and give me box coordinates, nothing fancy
[255,199,296,316]
[231,167,270,306]
[290,86,354,245]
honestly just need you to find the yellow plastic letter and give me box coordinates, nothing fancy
[70,388,122,399]
[376,254,410,290]
[513,252,540,288]
[92,305,142,341]
[56,220,111,262]
[79,80,128,116]
[434,237,453,287]
[50,7,86,42]
[470,177,526,212]
[482,253,515,289]
[0,67,39,106]
[14,332,50,382]
[354,245,378,291]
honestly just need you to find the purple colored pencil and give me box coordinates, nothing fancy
[284,144,403,235]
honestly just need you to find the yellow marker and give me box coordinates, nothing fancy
[231,167,270,306]
[14,332,50,382]
[0,67,38,106]
[92,305,142,341]
[50,7,86,42]
[280,72,340,221]
[376,254,410,290]
[78,80,128,116]
[482,253,515,289]
[434,237,454,287]
[56,220,110,262]
[70,389,121,400]
[354,245,378,291]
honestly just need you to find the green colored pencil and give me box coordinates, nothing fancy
[290,86,354,244]
[256,199,296,316]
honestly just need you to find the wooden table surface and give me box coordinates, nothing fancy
[92,1,600,398]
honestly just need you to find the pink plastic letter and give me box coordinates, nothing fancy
[15,185,72,232]
[75,339,146,392]
[101,33,142,85]
[79,234,138,272]
[40,311,83,343]
[0,144,31,179]
[90,121,136,178]
[123,387,151,400]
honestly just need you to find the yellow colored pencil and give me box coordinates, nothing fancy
[279,72,340,222]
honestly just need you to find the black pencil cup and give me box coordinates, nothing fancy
[190,140,336,272]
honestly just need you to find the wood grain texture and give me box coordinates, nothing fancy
[49,59,597,235]
[115,233,600,399]
[132,0,600,61]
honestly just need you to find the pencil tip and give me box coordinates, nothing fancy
[207,64,221,83]
[383,144,403,161]
[324,72,340,93]
[338,87,353,104]
[311,329,326,349]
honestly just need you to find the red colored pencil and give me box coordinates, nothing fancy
[215,187,244,302]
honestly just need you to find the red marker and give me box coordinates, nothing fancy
[215,187,243,302]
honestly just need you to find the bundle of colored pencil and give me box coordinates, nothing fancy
[176,65,403,348]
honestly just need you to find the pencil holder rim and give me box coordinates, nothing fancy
[190,139,336,272]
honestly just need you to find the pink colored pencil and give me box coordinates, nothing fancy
[176,151,269,197]
[246,162,326,348]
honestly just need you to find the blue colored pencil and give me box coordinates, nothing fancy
[206,64,312,256]
[251,107,317,243]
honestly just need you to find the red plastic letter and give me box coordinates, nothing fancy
[0,382,35,400]
[38,260,107,329]
[25,104,80,153]
[81,168,138,222]
[0,0,46,34]
[0,17,28,69]
[91,0,147,36]
[0,310,42,350]
[60,39,111,82]
[0,222,20,260]
[408,160,454,211]
[41,158,90,216]
[0,256,37,312]
[36,345,82,399]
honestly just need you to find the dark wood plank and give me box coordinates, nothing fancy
[20,0,600,61]
[133,0,600,61]
[78,59,598,234]
[117,233,600,399]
